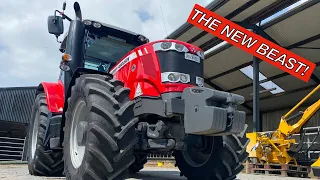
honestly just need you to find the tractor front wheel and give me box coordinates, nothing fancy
[174,133,249,180]
[63,74,138,180]
[129,153,148,173]
[27,93,64,176]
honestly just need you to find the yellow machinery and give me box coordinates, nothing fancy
[246,84,320,175]
[312,157,320,177]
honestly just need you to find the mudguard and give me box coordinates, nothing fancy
[37,80,64,113]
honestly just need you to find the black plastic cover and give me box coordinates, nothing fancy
[156,51,203,86]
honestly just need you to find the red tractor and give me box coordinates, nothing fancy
[27,2,249,180]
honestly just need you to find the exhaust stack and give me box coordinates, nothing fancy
[74,2,82,21]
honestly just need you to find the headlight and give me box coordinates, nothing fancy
[153,42,189,52]
[180,74,188,83]
[83,20,92,26]
[161,72,190,83]
[168,73,179,82]
[161,42,172,50]
[196,76,204,87]
[175,43,185,52]
[138,35,149,42]
[60,61,70,72]
[93,22,101,28]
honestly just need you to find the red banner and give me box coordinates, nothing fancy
[187,4,316,82]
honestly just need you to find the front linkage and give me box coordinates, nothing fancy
[134,86,246,152]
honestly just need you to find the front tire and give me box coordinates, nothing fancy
[129,153,148,173]
[63,74,138,180]
[174,131,249,180]
[27,93,64,176]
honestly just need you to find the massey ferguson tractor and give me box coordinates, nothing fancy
[27,2,249,180]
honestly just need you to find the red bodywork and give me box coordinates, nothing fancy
[111,39,203,99]
[41,39,202,112]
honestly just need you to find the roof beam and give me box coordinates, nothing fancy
[244,0,299,23]
[262,0,320,29]
[311,74,320,84]
[237,22,280,45]
[227,72,289,92]
[286,34,320,49]
[0,86,38,91]
[188,0,260,44]
[204,79,224,91]
[245,84,318,103]
[227,62,320,92]
[199,0,299,51]
[207,61,253,81]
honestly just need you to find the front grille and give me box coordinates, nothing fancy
[156,51,203,85]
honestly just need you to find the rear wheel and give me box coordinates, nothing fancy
[27,93,64,176]
[174,131,249,180]
[63,74,138,180]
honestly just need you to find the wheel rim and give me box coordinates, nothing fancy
[70,99,88,169]
[182,135,214,167]
[31,110,39,159]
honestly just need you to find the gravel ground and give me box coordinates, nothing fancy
[0,164,314,180]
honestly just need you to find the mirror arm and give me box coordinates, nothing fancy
[54,10,72,22]
[61,13,72,22]
[55,35,62,43]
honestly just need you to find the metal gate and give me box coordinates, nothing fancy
[0,136,26,161]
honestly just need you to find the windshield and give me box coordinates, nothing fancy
[84,33,137,72]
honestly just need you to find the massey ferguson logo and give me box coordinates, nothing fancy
[190,47,196,53]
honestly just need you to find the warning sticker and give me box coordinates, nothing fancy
[134,83,143,98]
[187,4,316,82]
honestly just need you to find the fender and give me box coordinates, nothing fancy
[37,80,64,113]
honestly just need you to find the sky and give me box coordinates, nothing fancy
[0,0,211,87]
[0,0,309,88]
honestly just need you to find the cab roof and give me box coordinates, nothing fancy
[59,19,148,53]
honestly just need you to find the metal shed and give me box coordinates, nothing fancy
[167,0,320,132]
[0,86,37,124]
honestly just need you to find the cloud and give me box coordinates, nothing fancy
[0,0,210,87]
[135,9,153,22]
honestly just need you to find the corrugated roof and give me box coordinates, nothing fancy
[166,0,320,114]
[0,87,37,124]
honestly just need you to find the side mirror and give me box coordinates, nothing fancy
[47,16,64,36]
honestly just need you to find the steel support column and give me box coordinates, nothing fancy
[253,56,260,132]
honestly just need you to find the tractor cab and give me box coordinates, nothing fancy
[58,19,149,74]
[47,3,149,93]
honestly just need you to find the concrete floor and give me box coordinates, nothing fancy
[0,164,314,180]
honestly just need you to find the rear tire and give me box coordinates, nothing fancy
[27,93,64,176]
[63,74,138,180]
[174,129,249,180]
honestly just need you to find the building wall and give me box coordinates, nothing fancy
[246,115,253,132]
[245,103,319,133]
[261,105,320,131]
